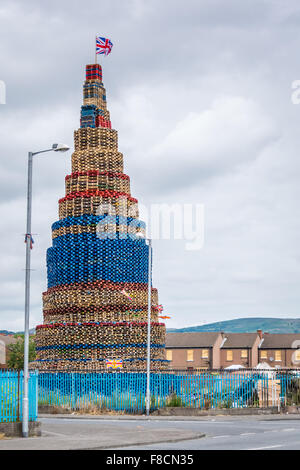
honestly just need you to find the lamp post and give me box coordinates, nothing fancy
[23,143,69,438]
[136,232,152,416]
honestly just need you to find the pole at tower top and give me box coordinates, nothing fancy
[95,35,97,64]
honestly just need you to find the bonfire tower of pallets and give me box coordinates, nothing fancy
[32,64,167,371]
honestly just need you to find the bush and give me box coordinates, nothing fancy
[204,398,211,410]
[218,398,233,409]
[166,393,184,407]
[7,335,36,370]
[285,378,300,406]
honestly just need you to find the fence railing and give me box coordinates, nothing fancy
[0,370,38,422]
[38,369,300,413]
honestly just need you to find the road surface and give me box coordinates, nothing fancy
[0,415,300,450]
[112,415,300,450]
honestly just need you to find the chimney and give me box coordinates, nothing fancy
[257,329,263,339]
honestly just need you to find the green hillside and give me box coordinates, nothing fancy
[167,317,300,334]
[0,330,16,335]
[1,318,300,336]
[0,328,35,336]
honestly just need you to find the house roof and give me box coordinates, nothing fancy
[166,332,221,348]
[260,334,300,349]
[221,333,259,349]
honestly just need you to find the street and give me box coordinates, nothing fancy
[114,416,300,450]
[0,415,300,450]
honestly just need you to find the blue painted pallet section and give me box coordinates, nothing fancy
[47,238,149,288]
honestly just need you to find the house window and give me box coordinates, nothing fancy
[275,350,282,361]
[260,350,267,360]
[187,350,194,362]
[226,350,233,361]
[241,350,248,358]
[166,350,172,361]
[202,349,209,359]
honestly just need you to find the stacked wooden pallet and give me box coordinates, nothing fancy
[71,150,124,173]
[58,191,139,218]
[33,63,168,372]
[65,171,131,195]
[43,306,157,324]
[86,64,103,81]
[74,128,118,151]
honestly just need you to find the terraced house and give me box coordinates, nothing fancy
[220,333,261,368]
[258,333,300,368]
[165,332,223,370]
[165,330,300,370]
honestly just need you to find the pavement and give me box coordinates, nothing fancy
[0,416,204,450]
[0,414,300,450]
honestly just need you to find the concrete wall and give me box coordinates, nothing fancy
[0,340,5,366]
[0,421,41,437]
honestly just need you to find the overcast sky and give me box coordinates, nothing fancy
[1,0,300,331]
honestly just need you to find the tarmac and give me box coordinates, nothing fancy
[0,415,205,450]
[1,413,300,450]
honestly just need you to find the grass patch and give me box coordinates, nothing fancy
[165,393,185,407]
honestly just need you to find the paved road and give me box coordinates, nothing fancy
[1,415,300,450]
[113,416,300,450]
[0,416,204,450]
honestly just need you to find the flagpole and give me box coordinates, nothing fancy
[95,35,97,64]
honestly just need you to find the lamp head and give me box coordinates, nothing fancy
[52,143,70,152]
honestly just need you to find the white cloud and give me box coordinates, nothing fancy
[1,0,300,331]
[148,96,277,184]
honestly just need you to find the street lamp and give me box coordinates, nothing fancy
[23,143,70,438]
[136,231,152,416]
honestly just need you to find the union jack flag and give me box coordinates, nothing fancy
[96,36,113,56]
[106,359,123,369]
[24,233,34,249]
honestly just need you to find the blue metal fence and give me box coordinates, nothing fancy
[38,370,300,413]
[0,370,38,422]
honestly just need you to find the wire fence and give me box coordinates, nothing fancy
[37,369,300,413]
[0,370,38,422]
